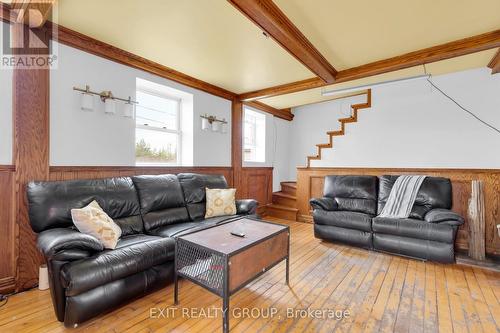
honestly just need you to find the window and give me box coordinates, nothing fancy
[135,89,181,165]
[243,108,266,162]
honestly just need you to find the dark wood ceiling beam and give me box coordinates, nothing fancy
[488,48,500,74]
[228,0,337,83]
[335,30,500,83]
[243,101,293,121]
[239,29,500,101]
[239,77,323,102]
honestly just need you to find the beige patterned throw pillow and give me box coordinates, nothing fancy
[71,200,122,249]
[205,188,237,218]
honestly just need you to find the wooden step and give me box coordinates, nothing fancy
[327,130,344,136]
[272,191,296,207]
[316,143,332,149]
[280,181,297,196]
[307,155,320,161]
[339,116,356,123]
[352,102,370,109]
[265,203,298,221]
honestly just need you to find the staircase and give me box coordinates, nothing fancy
[265,181,299,221]
[307,89,372,167]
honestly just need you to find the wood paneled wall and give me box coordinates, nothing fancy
[48,166,273,213]
[12,23,51,291]
[296,167,500,256]
[49,166,234,184]
[0,166,16,293]
[240,167,274,214]
[50,165,272,202]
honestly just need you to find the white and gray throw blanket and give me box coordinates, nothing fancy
[378,175,426,218]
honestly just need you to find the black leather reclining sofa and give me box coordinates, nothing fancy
[310,175,464,263]
[27,173,258,327]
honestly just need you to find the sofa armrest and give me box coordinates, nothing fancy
[310,197,338,211]
[424,208,464,226]
[37,228,103,259]
[236,199,259,215]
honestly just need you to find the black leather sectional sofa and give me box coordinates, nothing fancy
[27,173,258,327]
[310,175,464,263]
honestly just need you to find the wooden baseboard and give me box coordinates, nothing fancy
[456,253,500,272]
[256,206,267,216]
[297,214,313,223]
[0,276,16,294]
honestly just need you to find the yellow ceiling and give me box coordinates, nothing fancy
[4,0,498,100]
[260,49,498,109]
[54,0,313,94]
[274,0,500,70]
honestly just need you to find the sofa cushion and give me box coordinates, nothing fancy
[377,175,452,219]
[372,217,456,243]
[147,222,202,238]
[314,224,372,248]
[131,175,190,231]
[323,175,378,215]
[205,188,237,218]
[178,173,229,221]
[313,210,372,232]
[202,215,243,226]
[27,177,143,235]
[71,200,122,249]
[147,215,242,238]
[61,236,175,296]
[373,233,455,263]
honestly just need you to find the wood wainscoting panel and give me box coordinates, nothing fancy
[0,167,16,293]
[296,167,500,256]
[240,167,273,214]
[451,180,473,251]
[49,166,234,186]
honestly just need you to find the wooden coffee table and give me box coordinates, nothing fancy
[173,217,290,333]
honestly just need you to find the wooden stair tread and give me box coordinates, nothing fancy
[327,130,344,136]
[266,203,298,212]
[339,116,356,123]
[272,191,296,200]
[316,143,332,148]
[280,181,297,188]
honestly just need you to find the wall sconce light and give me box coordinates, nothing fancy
[200,114,227,133]
[79,85,94,111]
[211,121,221,132]
[201,117,210,130]
[123,98,135,118]
[104,97,116,114]
[73,85,138,117]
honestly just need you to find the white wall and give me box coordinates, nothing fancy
[287,68,500,179]
[287,94,366,177]
[242,105,291,191]
[271,117,291,191]
[50,43,231,166]
[0,23,13,165]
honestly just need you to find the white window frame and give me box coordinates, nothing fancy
[135,88,182,166]
[243,107,266,163]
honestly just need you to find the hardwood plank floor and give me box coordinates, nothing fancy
[1,218,499,333]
